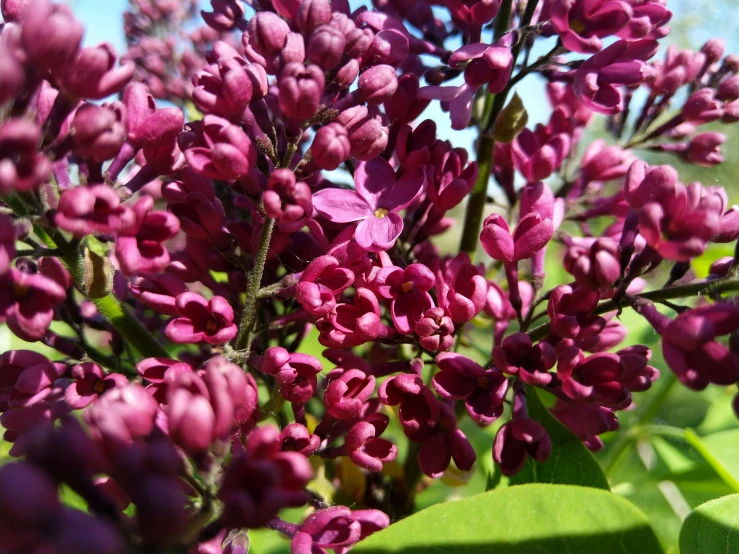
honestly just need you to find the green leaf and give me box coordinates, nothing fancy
[353,484,663,554]
[504,387,610,489]
[680,494,739,554]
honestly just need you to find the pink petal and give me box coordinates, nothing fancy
[312,189,372,222]
[354,212,403,252]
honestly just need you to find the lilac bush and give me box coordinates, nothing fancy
[0,0,738,551]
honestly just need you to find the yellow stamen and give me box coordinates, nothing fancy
[374,208,389,218]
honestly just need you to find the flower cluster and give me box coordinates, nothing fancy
[0,0,738,552]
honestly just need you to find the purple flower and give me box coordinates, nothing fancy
[343,420,398,472]
[57,43,134,99]
[324,368,376,420]
[115,195,180,276]
[378,373,439,440]
[296,255,354,316]
[65,363,128,410]
[290,506,388,554]
[375,263,435,334]
[135,357,193,402]
[253,347,324,405]
[0,118,52,195]
[415,307,455,352]
[480,213,553,263]
[336,106,389,161]
[573,39,658,114]
[493,332,556,386]
[434,353,508,425]
[318,288,392,348]
[122,83,185,151]
[278,62,325,122]
[563,237,621,292]
[550,400,619,451]
[55,184,134,238]
[19,0,83,70]
[201,0,246,32]
[263,169,313,234]
[0,350,66,410]
[550,0,633,53]
[418,402,476,478]
[312,158,426,252]
[416,82,477,130]
[219,426,311,529]
[493,389,552,476]
[512,128,571,183]
[547,285,606,340]
[165,292,237,345]
[448,42,513,91]
[0,258,68,342]
[280,423,320,457]
[310,122,352,171]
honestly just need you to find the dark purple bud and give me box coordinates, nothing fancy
[311,122,351,171]
[248,11,290,56]
[20,0,83,70]
[685,132,725,167]
[700,38,725,65]
[296,0,332,34]
[358,65,399,105]
[307,24,346,70]
[278,62,325,121]
[324,368,375,420]
[201,0,245,32]
[59,43,135,99]
[71,104,126,162]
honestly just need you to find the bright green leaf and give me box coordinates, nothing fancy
[685,429,739,492]
[505,387,610,490]
[680,494,739,554]
[353,484,662,554]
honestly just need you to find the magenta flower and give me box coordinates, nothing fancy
[551,400,619,451]
[296,255,355,316]
[312,158,426,252]
[343,420,398,472]
[57,43,134,99]
[378,373,439,440]
[375,263,435,334]
[480,213,553,263]
[317,288,392,348]
[280,423,320,456]
[547,285,606,340]
[437,256,488,323]
[418,402,476,478]
[0,258,68,342]
[65,363,128,410]
[165,292,237,345]
[492,332,556,386]
[415,307,455,352]
[129,273,189,316]
[549,0,633,53]
[55,184,135,238]
[573,39,658,114]
[0,118,52,195]
[0,350,67,410]
[448,42,513,91]
[512,127,571,183]
[324,368,376,420]
[115,195,180,276]
[290,506,370,554]
[493,389,551,476]
[218,426,311,529]
[135,357,193,402]
[434,353,508,425]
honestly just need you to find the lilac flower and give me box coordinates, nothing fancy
[549,0,633,53]
[375,263,435,334]
[310,122,351,171]
[55,184,134,238]
[57,43,135,99]
[343,420,398,472]
[0,350,66,410]
[312,158,426,252]
[493,332,557,386]
[550,400,619,451]
[291,506,389,554]
[378,373,439,440]
[0,118,53,195]
[418,402,476,478]
[115,195,180,276]
[573,39,658,114]
[434,353,508,425]
[0,258,68,342]
[165,292,237,345]
[65,363,128,410]
[280,423,320,456]
[324,368,376,420]
[493,389,551,475]
[296,255,354,316]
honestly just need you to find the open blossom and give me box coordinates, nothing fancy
[165,292,237,345]
[549,0,633,53]
[312,158,426,252]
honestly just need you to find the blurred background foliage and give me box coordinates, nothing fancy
[0,1,737,553]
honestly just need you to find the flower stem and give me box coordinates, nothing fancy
[459,0,541,257]
[528,277,739,342]
[235,217,276,353]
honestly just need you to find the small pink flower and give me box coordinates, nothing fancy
[312,158,426,252]
[65,363,128,410]
[165,292,237,345]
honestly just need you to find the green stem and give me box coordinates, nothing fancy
[458,0,542,257]
[528,277,739,342]
[235,217,276,352]
[64,247,170,359]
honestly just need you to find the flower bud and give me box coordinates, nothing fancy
[0,43,24,105]
[278,62,325,121]
[20,0,83,70]
[201,0,245,32]
[59,43,135,99]
[363,29,409,67]
[685,132,725,167]
[335,58,360,88]
[700,38,725,65]
[71,104,126,163]
[337,106,388,161]
[345,28,373,59]
[307,24,346,70]
[248,11,290,56]
[358,65,398,105]
[311,122,351,171]
[717,75,739,102]
[297,0,332,33]
[1,0,30,22]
